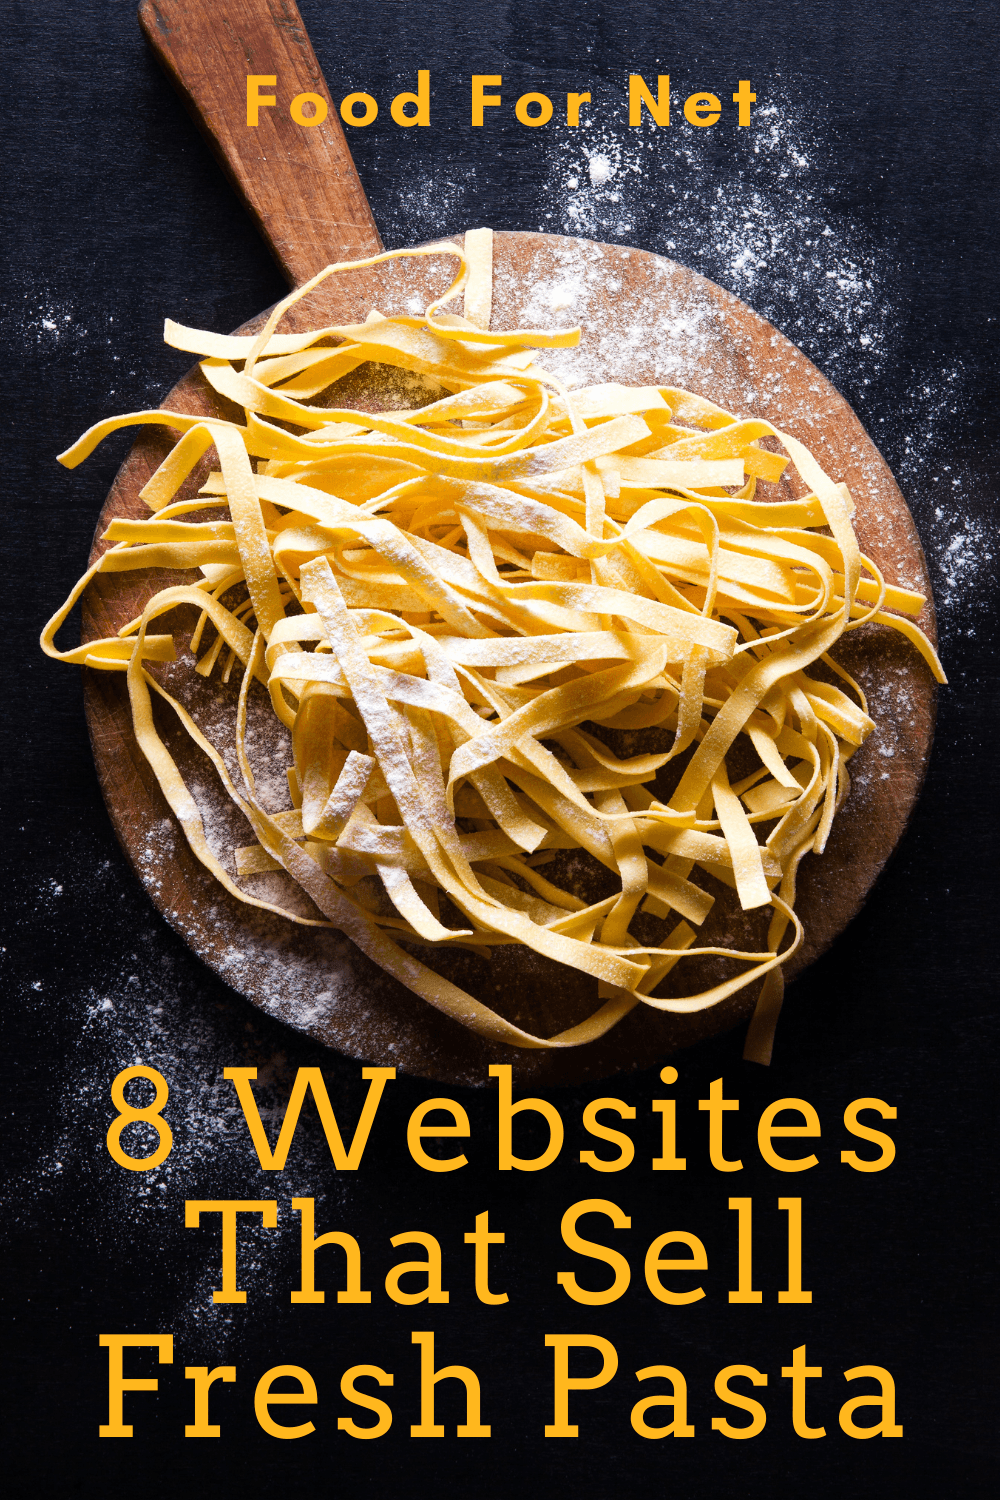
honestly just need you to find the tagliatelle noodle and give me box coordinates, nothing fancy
[43,237,946,1057]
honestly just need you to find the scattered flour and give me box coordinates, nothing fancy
[541,91,903,393]
[5,854,363,1349]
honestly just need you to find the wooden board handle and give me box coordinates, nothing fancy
[138,0,383,286]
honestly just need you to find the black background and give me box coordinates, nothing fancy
[3,2,997,1496]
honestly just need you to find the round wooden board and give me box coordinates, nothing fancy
[81,231,937,1086]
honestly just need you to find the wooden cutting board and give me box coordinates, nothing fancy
[79,0,937,1085]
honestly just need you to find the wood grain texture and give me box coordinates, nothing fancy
[81,231,938,1085]
[138,0,382,284]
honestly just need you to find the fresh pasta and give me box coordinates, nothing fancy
[43,236,945,1059]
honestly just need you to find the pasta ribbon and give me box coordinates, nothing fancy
[43,236,945,1057]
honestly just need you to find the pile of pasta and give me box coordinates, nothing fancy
[43,237,944,1058]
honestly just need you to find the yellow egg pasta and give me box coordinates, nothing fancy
[43,237,945,1059]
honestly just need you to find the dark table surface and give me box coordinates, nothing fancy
[3,2,997,1496]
